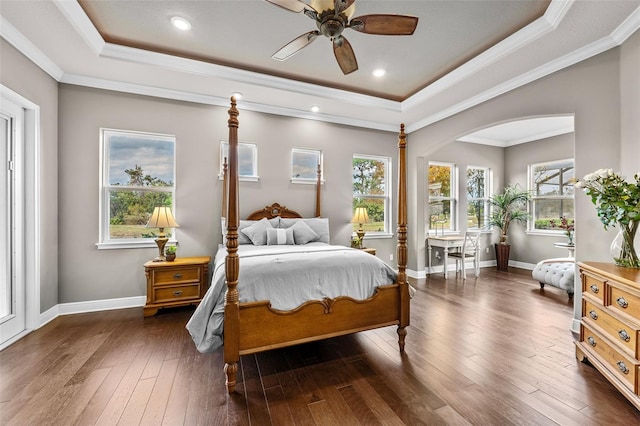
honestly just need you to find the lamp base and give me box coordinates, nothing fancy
[356,228,365,249]
[153,237,168,262]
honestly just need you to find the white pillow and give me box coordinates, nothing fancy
[240,217,273,245]
[266,227,294,245]
[291,220,319,245]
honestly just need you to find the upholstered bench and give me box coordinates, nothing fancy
[532,258,575,299]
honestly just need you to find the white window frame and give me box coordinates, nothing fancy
[428,161,457,234]
[291,148,324,185]
[352,154,392,237]
[466,166,491,230]
[97,128,176,249]
[219,141,259,182]
[528,158,575,233]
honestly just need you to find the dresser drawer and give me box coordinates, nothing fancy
[582,324,639,393]
[583,272,605,303]
[154,284,200,303]
[584,300,640,358]
[153,266,201,285]
[609,283,640,320]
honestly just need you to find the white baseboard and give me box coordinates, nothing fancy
[39,296,146,327]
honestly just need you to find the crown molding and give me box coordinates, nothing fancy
[0,16,63,80]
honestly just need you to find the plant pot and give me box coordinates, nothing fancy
[165,253,176,262]
[494,243,510,271]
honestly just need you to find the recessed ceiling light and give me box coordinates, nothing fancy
[232,92,243,100]
[372,68,386,77]
[311,106,320,113]
[171,16,191,31]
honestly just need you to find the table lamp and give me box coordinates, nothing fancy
[146,206,180,262]
[351,207,370,248]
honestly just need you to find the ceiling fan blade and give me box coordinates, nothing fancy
[334,0,356,15]
[265,0,309,13]
[349,15,419,35]
[272,31,320,61]
[333,36,358,75]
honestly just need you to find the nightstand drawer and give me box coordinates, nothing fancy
[154,284,200,303]
[154,267,201,285]
[582,323,639,393]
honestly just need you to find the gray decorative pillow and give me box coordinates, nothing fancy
[237,217,280,244]
[280,217,330,244]
[240,217,273,245]
[291,220,319,245]
[266,227,294,245]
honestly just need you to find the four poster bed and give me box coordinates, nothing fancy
[186,97,409,393]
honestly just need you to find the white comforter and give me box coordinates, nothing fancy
[186,243,398,353]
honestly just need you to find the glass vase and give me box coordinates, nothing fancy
[610,221,640,268]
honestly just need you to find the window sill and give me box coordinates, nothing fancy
[290,178,325,185]
[526,230,567,237]
[96,239,177,250]
[218,174,259,182]
[362,233,393,240]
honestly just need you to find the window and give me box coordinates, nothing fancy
[529,159,575,231]
[467,166,490,229]
[352,155,391,235]
[428,162,457,233]
[291,148,323,184]
[220,141,258,181]
[98,129,176,248]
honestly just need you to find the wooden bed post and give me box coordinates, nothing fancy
[224,97,240,393]
[397,123,409,351]
[315,163,322,217]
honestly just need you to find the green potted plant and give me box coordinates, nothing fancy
[165,245,177,262]
[488,184,531,270]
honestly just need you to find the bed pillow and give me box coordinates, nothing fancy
[237,217,280,244]
[266,227,294,245]
[280,217,330,244]
[240,217,273,246]
[291,220,319,245]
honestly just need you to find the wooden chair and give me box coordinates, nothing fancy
[449,231,482,279]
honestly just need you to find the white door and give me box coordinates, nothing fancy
[0,98,25,345]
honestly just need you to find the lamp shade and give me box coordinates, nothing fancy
[351,207,369,224]
[146,206,180,229]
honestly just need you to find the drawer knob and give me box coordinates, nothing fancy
[616,296,629,309]
[619,329,631,342]
[589,310,598,320]
[173,290,183,296]
[590,284,599,294]
[617,361,629,374]
[174,273,183,279]
[587,336,596,347]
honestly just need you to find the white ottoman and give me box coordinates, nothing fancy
[532,258,575,299]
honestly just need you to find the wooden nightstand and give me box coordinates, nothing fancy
[360,247,376,256]
[143,256,211,317]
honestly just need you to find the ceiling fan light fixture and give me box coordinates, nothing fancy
[372,68,386,77]
[171,16,191,31]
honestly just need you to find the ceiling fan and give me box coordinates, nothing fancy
[265,0,419,75]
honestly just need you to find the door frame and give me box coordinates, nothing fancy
[0,84,40,350]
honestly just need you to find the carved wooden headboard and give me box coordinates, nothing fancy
[246,203,303,220]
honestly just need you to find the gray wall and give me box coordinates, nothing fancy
[504,132,574,264]
[0,39,59,312]
[58,85,400,303]
[407,45,628,273]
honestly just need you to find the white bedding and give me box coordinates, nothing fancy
[186,243,398,353]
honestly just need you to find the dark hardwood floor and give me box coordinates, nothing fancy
[2,267,640,425]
